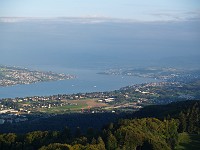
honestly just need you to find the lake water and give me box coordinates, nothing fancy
[0,67,157,98]
[0,67,156,98]
[0,19,199,98]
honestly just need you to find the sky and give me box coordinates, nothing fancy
[0,0,200,70]
[0,0,200,21]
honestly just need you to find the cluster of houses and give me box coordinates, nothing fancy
[0,109,28,125]
[0,66,75,86]
[98,98,115,103]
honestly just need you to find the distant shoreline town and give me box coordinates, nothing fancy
[0,65,75,87]
[0,66,199,117]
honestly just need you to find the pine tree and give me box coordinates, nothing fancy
[106,132,117,150]
[97,137,106,150]
[178,111,186,132]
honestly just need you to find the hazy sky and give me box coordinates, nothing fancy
[0,0,200,21]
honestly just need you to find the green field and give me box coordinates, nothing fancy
[39,103,88,113]
[33,98,107,114]
[175,133,200,150]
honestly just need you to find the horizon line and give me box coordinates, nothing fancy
[0,16,199,23]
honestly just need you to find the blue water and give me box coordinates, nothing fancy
[0,20,199,98]
[0,67,156,98]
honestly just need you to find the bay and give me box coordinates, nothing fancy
[0,20,199,98]
[0,67,156,99]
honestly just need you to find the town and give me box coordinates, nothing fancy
[0,65,75,86]
[0,67,199,125]
[0,75,199,125]
[98,67,200,81]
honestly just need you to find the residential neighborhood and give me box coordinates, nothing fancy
[0,65,75,86]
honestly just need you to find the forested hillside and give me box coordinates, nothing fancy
[133,100,200,134]
[0,100,199,150]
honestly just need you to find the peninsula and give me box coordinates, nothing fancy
[0,65,75,86]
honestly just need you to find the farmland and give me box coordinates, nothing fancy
[34,99,108,113]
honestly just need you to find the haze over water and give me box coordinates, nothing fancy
[1,19,200,68]
[0,18,200,98]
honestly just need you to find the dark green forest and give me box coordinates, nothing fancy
[0,100,199,150]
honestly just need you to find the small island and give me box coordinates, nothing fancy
[0,65,75,86]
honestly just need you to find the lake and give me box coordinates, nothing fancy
[0,67,156,98]
[0,19,199,98]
